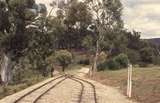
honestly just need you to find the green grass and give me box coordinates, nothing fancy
[92,66,160,103]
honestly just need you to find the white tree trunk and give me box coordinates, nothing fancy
[1,53,12,85]
[93,40,99,74]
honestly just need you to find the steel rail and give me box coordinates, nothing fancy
[14,75,66,103]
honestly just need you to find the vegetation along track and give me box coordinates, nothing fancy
[14,75,67,103]
[68,75,98,103]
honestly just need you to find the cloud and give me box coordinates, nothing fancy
[121,0,160,39]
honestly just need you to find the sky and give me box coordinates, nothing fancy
[36,0,160,39]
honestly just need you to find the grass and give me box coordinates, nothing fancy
[91,66,160,103]
[0,75,49,99]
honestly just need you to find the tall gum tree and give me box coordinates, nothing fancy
[86,0,123,73]
[0,0,43,85]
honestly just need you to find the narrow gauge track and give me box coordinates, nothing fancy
[69,77,84,103]
[33,77,67,103]
[13,74,97,103]
[69,75,98,103]
[72,76,98,103]
[14,75,67,103]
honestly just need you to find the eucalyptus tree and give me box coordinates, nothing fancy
[0,0,44,85]
[86,0,124,72]
[64,0,92,48]
[46,0,92,49]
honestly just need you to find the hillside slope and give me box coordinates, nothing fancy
[147,38,160,46]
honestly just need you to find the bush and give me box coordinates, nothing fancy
[97,59,120,71]
[153,56,160,65]
[74,54,90,65]
[140,47,154,63]
[114,53,129,68]
[126,49,141,64]
[55,50,72,72]
[98,52,107,64]
[106,59,121,70]
[97,62,107,71]
[79,58,90,65]
[97,53,129,71]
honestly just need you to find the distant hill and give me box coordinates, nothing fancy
[147,38,160,46]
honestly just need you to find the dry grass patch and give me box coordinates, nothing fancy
[91,66,160,103]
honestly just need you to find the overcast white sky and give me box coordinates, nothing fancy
[36,0,160,39]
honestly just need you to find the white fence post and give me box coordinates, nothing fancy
[127,64,132,98]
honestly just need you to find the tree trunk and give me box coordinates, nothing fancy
[1,53,12,85]
[62,66,65,72]
[51,67,54,77]
[93,40,99,75]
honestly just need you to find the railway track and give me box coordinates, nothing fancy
[68,75,98,103]
[73,76,98,103]
[69,77,84,103]
[14,75,67,103]
[12,74,98,103]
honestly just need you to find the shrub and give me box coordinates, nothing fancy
[114,53,129,68]
[97,62,107,71]
[2,86,8,94]
[107,59,121,70]
[79,58,90,65]
[126,49,141,64]
[55,50,72,72]
[74,54,90,65]
[97,53,129,71]
[140,47,154,63]
[98,51,107,64]
[153,56,160,65]
[97,52,108,71]
[97,59,120,71]
[12,65,25,83]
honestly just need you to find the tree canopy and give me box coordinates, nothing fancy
[0,0,159,85]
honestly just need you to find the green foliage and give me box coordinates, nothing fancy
[114,53,129,68]
[82,35,94,50]
[78,58,90,65]
[103,0,123,29]
[153,56,160,65]
[106,59,121,70]
[98,52,108,63]
[97,62,107,71]
[0,0,39,58]
[12,65,25,83]
[55,50,72,71]
[126,49,141,64]
[65,0,92,27]
[72,52,90,65]
[98,53,129,71]
[49,0,93,49]
[0,0,159,87]
[96,52,108,71]
[140,47,154,64]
